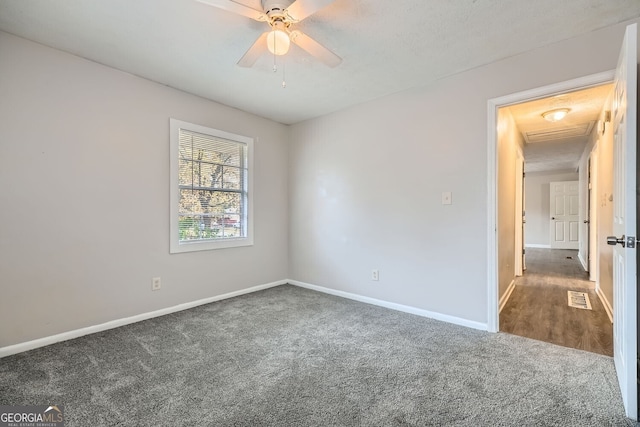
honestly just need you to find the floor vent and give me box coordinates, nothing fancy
[567,291,592,310]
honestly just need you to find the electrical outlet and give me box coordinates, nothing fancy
[371,269,379,281]
[152,277,161,291]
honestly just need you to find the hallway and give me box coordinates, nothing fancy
[499,248,613,356]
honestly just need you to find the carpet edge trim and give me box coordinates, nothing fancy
[288,280,487,331]
[0,279,287,358]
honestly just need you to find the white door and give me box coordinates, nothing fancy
[608,23,637,420]
[549,181,579,249]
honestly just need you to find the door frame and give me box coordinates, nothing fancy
[514,150,524,276]
[486,70,615,333]
[589,144,599,282]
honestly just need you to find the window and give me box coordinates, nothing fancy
[170,119,253,253]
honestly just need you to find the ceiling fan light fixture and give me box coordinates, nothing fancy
[542,108,570,122]
[267,29,290,55]
[204,0,341,67]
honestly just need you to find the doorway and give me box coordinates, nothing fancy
[496,82,614,355]
[487,71,615,333]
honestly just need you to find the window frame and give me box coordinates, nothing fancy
[169,118,254,253]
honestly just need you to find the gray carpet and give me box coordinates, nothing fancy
[0,285,634,426]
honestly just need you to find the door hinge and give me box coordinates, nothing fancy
[627,235,637,249]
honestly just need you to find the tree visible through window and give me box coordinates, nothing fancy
[170,119,253,253]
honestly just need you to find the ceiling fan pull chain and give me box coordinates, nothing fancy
[282,61,286,88]
[273,46,278,72]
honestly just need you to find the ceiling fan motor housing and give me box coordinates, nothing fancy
[262,0,295,22]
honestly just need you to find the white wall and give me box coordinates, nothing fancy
[577,91,615,310]
[524,171,579,247]
[0,32,289,347]
[289,18,639,326]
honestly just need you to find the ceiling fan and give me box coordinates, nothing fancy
[197,0,342,67]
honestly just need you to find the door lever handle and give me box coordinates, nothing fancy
[607,235,626,247]
[607,235,638,248]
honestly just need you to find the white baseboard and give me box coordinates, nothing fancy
[577,252,588,271]
[595,286,614,323]
[1,278,491,358]
[0,280,287,359]
[288,280,487,331]
[499,279,516,313]
[525,244,551,249]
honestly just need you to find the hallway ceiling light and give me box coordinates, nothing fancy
[542,108,570,122]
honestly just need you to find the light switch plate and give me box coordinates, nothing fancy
[442,192,452,205]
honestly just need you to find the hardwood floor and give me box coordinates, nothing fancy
[499,248,613,356]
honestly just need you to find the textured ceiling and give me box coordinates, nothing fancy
[0,0,638,125]
[507,84,613,173]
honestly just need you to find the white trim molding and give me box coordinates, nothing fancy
[0,280,286,358]
[525,244,551,249]
[596,286,614,324]
[1,278,490,358]
[487,70,615,334]
[577,252,588,272]
[289,280,488,331]
[499,279,516,313]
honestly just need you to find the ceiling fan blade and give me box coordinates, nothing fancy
[196,0,266,21]
[237,32,269,67]
[285,0,335,22]
[290,30,341,67]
